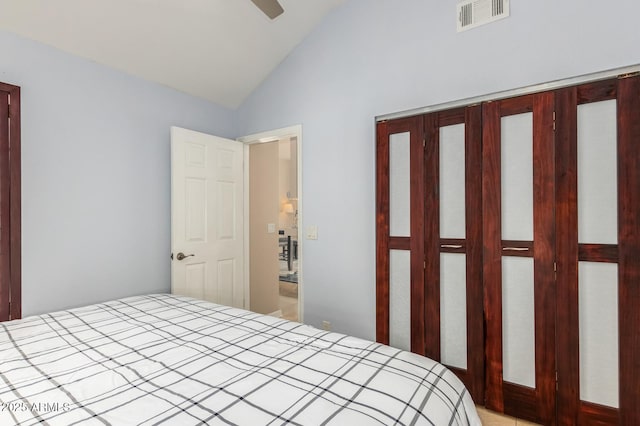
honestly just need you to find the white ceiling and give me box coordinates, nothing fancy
[0,0,345,108]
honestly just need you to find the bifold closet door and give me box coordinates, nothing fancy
[482,93,556,424]
[423,106,484,402]
[556,76,640,425]
[376,116,426,355]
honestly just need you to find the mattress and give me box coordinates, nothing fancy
[0,294,481,425]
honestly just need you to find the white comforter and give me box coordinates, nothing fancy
[0,294,481,425]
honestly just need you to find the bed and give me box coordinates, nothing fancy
[0,294,481,425]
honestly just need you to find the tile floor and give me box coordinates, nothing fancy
[278,281,298,321]
[476,406,541,425]
[279,295,298,321]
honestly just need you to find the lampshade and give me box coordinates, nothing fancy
[283,203,294,214]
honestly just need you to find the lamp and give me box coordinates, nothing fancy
[283,203,294,214]
[282,202,297,229]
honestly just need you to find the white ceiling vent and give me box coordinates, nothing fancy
[457,0,510,32]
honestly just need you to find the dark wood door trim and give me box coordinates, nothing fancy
[531,91,557,425]
[0,82,20,322]
[423,113,439,360]
[464,104,484,403]
[376,120,391,345]
[617,74,640,426]
[0,91,8,322]
[554,85,580,426]
[482,99,504,412]
[408,117,426,356]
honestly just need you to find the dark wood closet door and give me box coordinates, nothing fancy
[423,106,484,402]
[376,116,426,355]
[0,82,21,322]
[555,75,640,425]
[482,93,556,424]
[376,73,640,426]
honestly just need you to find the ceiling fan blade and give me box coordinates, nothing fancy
[250,0,284,20]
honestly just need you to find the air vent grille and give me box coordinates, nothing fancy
[492,0,504,16]
[460,3,473,28]
[457,0,510,32]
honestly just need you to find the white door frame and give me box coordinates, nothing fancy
[238,125,303,321]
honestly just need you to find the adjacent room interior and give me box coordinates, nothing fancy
[248,135,300,322]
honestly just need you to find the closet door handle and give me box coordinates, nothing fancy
[502,247,529,252]
[441,244,463,249]
[176,252,195,261]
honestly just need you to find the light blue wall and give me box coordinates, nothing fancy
[0,31,235,316]
[6,0,640,332]
[235,0,640,340]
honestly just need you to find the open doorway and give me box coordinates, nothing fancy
[276,137,298,320]
[239,125,302,322]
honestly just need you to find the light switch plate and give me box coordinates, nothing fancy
[306,225,318,240]
[267,223,276,233]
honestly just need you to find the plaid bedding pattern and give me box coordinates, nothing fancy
[0,294,481,425]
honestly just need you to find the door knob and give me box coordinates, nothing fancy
[176,252,195,261]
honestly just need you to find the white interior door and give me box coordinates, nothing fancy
[171,126,244,308]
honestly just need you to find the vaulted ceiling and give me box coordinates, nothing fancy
[0,0,346,108]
